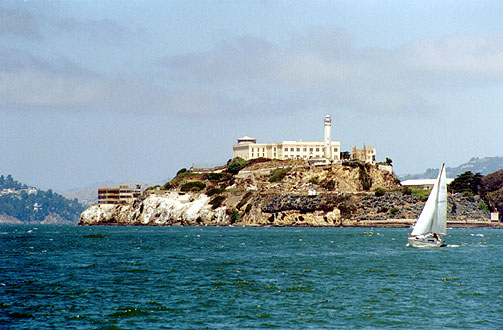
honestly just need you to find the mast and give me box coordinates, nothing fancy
[411,163,445,236]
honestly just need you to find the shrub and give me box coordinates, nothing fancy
[378,206,389,213]
[209,195,225,209]
[227,157,248,174]
[176,168,188,176]
[401,186,412,195]
[410,188,430,202]
[479,202,489,212]
[374,188,386,197]
[236,191,253,209]
[180,181,206,192]
[206,187,224,196]
[389,207,400,217]
[463,191,475,202]
[162,182,172,190]
[203,172,233,182]
[359,164,372,191]
[309,176,319,184]
[229,209,242,224]
[322,180,335,191]
[269,167,290,183]
[244,204,252,213]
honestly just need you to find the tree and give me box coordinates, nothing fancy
[385,158,393,165]
[227,157,248,174]
[341,151,351,160]
[448,171,482,195]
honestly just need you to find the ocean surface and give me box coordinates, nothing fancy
[1,225,503,329]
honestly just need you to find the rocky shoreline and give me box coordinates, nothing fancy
[79,160,503,228]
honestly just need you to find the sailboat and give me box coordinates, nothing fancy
[407,163,447,248]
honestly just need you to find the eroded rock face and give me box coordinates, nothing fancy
[80,192,228,226]
[80,161,491,227]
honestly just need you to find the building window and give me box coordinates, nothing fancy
[284,148,288,152]
[290,148,294,152]
[316,148,320,152]
[303,148,307,152]
[310,148,313,152]
[296,148,300,152]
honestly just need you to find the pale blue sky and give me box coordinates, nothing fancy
[1,1,503,191]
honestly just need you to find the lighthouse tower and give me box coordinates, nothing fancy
[324,114,332,159]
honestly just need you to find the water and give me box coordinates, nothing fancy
[1,225,503,329]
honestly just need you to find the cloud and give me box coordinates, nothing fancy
[162,30,503,114]
[55,17,134,45]
[0,7,41,39]
[2,28,502,116]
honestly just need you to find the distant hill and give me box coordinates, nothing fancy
[0,175,85,224]
[399,157,503,180]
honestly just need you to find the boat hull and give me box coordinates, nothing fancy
[407,235,446,248]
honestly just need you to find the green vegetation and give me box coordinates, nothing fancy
[401,186,412,195]
[202,172,233,182]
[229,209,242,224]
[206,187,224,196]
[358,164,372,191]
[0,175,27,190]
[209,195,225,209]
[227,157,248,174]
[389,207,400,217]
[162,182,172,190]
[410,187,431,202]
[169,169,198,186]
[377,206,389,213]
[180,181,206,192]
[478,202,489,212]
[309,176,319,184]
[448,171,482,195]
[373,188,386,197]
[0,175,84,222]
[176,168,188,176]
[236,191,253,210]
[269,167,291,183]
[479,170,503,214]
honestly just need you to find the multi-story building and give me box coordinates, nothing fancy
[98,185,142,204]
[351,144,376,165]
[233,115,341,161]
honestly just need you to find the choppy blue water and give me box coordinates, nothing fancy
[1,225,503,329]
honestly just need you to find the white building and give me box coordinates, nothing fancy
[233,115,341,161]
[401,178,454,190]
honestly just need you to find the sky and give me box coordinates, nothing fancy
[1,0,503,192]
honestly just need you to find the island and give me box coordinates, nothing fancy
[79,158,503,228]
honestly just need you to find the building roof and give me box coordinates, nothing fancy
[401,178,454,187]
[237,136,256,140]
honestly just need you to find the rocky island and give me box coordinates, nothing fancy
[79,158,501,228]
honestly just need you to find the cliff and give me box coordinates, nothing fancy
[79,159,497,227]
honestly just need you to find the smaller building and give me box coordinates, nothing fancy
[98,185,141,204]
[401,178,454,190]
[351,143,376,165]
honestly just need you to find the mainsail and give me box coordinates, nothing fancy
[410,163,447,236]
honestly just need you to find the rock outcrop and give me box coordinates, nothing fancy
[79,160,495,227]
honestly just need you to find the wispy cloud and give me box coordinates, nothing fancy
[2,27,502,115]
[55,17,136,45]
[0,7,41,39]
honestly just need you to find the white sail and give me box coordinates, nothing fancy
[411,163,447,236]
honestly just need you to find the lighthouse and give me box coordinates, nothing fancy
[324,114,332,159]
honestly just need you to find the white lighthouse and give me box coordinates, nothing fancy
[324,114,332,159]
